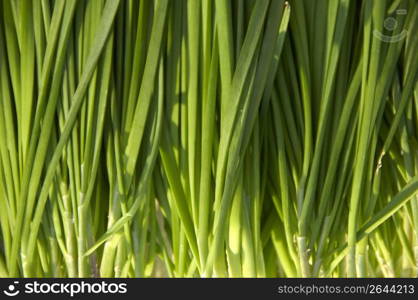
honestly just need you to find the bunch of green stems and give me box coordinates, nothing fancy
[0,0,417,278]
